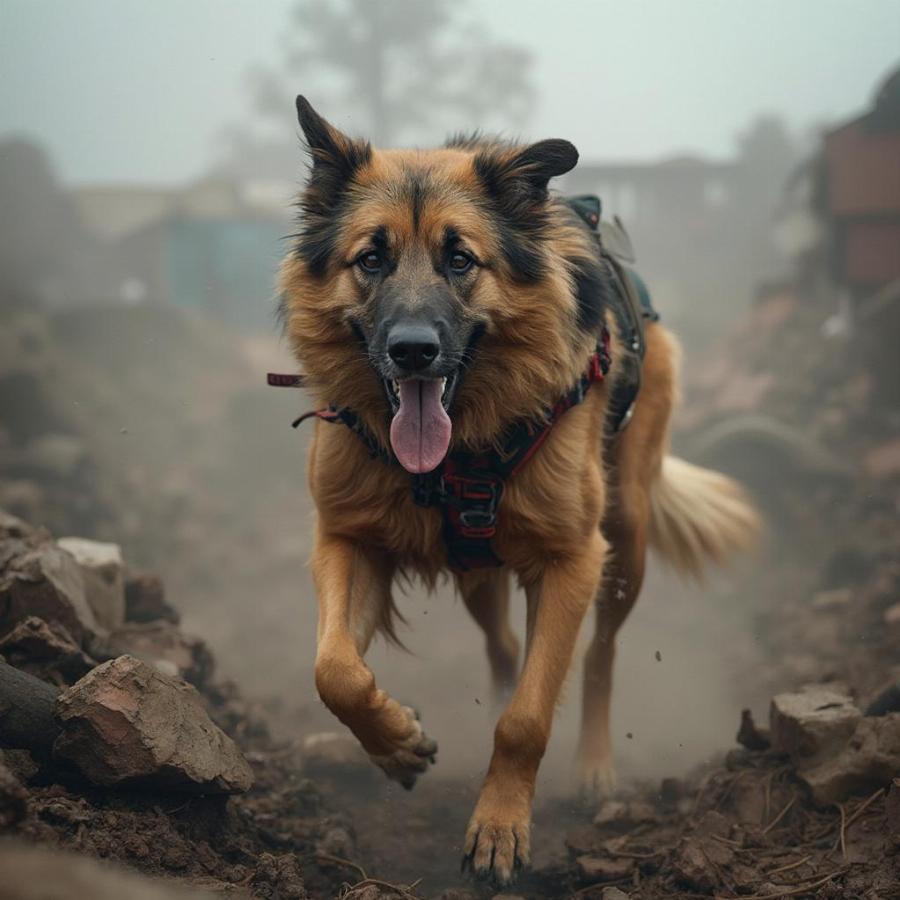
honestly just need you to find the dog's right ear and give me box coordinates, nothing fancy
[295,96,370,209]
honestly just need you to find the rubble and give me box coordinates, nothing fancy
[769,683,861,763]
[56,537,125,630]
[0,616,95,683]
[0,759,28,827]
[53,656,253,793]
[0,542,98,645]
[124,573,180,625]
[798,713,900,803]
[104,621,213,686]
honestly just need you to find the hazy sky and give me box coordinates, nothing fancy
[1,0,897,185]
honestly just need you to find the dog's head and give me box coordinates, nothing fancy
[280,97,610,473]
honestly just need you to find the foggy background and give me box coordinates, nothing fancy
[1,0,899,800]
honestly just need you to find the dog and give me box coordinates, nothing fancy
[278,96,760,884]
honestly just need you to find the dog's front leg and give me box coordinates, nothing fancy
[312,529,436,788]
[462,530,607,884]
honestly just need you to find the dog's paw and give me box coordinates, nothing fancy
[577,756,617,802]
[368,706,437,790]
[461,795,530,885]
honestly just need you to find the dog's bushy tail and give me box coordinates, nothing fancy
[648,455,761,580]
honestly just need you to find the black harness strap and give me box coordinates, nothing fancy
[269,332,610,571]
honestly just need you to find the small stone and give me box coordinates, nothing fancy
[736,708,771,751]
[600,890,631,900]
[124,573,180,625]
[105,621,213,687]
[0,616,95,682]
[53,655,253,793]
[576,855,633,881]
[884,603,900,626]
[0,544,98,644]
[798,713,900,804]
[770,684,861,764]
[57,538,125,631]
[673,836,733,892]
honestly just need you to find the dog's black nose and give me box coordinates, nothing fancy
[387,325,440,372]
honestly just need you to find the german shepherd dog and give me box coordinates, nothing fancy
[279,96,759,884]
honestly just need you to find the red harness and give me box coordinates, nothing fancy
[269,329,610,570]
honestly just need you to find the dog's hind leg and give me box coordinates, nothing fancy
[462,530,606,884]
[312,528,436,789]
[459,570,519,704]
[577,487,650,798]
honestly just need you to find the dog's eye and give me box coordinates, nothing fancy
[448,252,474,275]
[357,251,382,274]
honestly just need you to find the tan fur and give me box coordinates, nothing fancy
[281,113,760,884]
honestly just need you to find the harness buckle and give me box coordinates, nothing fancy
[440,472,502,539]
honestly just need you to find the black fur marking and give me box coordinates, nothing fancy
[472,140,577,282]
[294,96,372,275]
[570,254,612,333]
[408,175,426,233]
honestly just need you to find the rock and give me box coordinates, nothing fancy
[53,655,253,793]
[673,836,733,893]
[884,603,900,627]
[770,684,861,764]
[593,798,657,828]
[866,680,900,716]
[600,890,631,900]
[301,731,368,775]
[124,573,180,625]
[576,855,633,882]
[798,713,900,804]
[736,708,771,751]
[0,544,98,644]
[0,509,32,540]
[104,621,213,687]
[0,616,95,683]
[250,852,307,899]
[0,759,28,827]
[57,537,125,630]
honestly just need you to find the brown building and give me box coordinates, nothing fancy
[822,65,900,294]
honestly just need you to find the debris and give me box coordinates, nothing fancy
[0,543,98,645]
[249,852,308,899]
[770,684,861,763]
[124,573,180,625]
[593,799,657,828]
[736,708,771,750]
[0,616,95,683]
[886,778,900,846]
[672,835,733,893]
[575,854,633,882]
[599,890,630,900]
[0,758,28,826]
[57,537,125,630]
[884,602,900,626]
[53,655,253,793]
[866,680,900,716]
[104,621,213,686]
[798,713,900,803]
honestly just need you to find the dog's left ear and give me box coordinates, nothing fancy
[506,139,579,192]
[296,96,371,209]
[475,138,578,207]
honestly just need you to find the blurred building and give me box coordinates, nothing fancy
[73,178,292,330]
[775,65,900,308]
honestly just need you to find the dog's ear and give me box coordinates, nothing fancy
[475,138,579,203]
[295,96,371,210]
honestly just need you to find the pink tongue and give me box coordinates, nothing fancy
[390,380,452,474]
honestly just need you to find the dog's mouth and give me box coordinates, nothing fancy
[384,372,458,474]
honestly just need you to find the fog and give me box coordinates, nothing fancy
[1,4,899,892]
